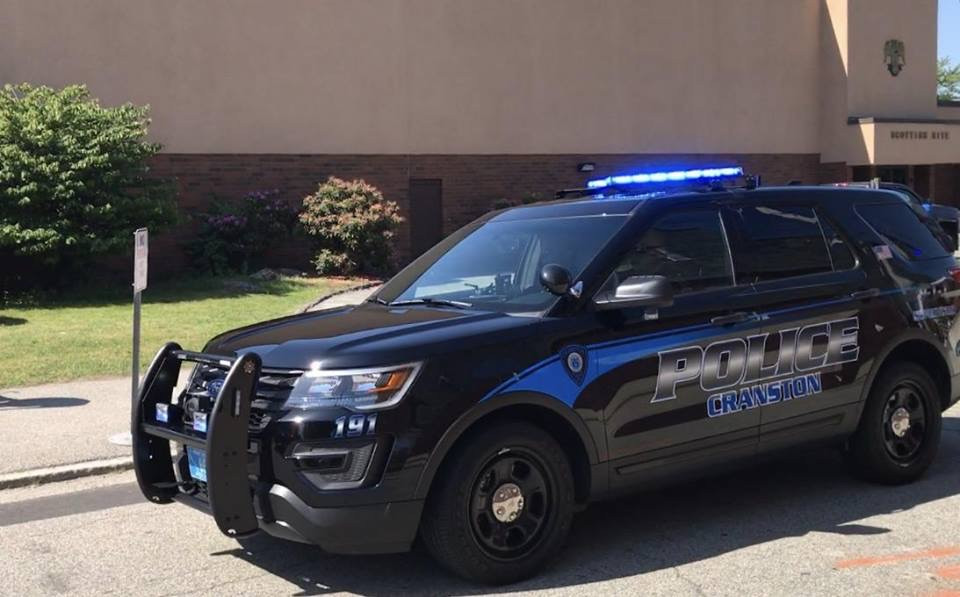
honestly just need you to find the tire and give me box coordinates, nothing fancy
[846,362,942,484]
[419,421,575,585]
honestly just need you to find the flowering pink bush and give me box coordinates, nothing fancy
[300,177,403,275]
[187,189,298,274]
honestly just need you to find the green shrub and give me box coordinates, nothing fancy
[311,249,356,275]
[186,189,299,274]
[300,177,403,275]
[0,83,176,289]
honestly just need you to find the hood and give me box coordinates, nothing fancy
[203,302,538,370]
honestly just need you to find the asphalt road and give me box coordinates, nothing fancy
[4,411,960,596]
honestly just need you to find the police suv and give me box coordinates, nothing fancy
[133,167,960,584]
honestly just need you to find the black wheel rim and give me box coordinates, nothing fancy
[468,449,551,560]
[881,381,927,463]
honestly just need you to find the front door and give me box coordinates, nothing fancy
[582,207,767,490]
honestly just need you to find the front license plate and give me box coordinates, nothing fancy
[186,447,207,482]
[193,412,207,433]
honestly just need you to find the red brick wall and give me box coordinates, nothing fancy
[145,153,849,276]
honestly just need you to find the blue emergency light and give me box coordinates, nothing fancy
[586,166,744,190]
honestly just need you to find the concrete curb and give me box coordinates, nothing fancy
[0,457,133,490]
[299,279,383,313]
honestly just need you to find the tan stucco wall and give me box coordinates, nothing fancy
[846,0,939,119]
[0,0,947,164]
[819,0,852,163]
[0,0,823,155]
[819,0,943,164]
[846,121,960,166]
[938,105,960,120]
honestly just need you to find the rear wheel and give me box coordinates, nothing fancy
[420,421,575,584]
[846,362,942,484]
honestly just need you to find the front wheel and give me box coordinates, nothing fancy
[846,362,942,484]
[419,421,575,584]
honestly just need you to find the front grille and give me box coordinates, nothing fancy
[179,364,300,433]
[249,411,271,431]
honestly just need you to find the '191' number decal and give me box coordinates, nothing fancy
[332,414,377,438]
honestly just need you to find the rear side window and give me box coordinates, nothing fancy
[607,210,733,295]
[726,205,834,283]
[855,203,950,261]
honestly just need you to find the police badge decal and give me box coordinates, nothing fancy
[561,345,588,385]
[884,39,905,76]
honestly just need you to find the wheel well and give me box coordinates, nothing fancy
[879,340,951,410]
[432,405,593,505]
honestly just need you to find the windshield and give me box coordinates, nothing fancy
[386,215,627,313]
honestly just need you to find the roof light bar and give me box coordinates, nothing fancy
[586,166,744,190]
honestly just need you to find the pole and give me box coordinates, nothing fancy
[132,288,141,402]
[132,228,148,403]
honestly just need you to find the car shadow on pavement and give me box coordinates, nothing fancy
[0,395,89,410]
[211,425,960,596]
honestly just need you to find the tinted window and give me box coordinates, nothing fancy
[818,215,857,270]
[606,210,733,295]
[727,205,833,283]
[856,203,951,261]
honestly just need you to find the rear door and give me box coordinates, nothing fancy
[721,201,870,451]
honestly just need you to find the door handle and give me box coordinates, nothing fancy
[850,288,881,301]
[710,312,757,326]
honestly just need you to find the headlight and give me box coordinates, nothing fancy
[283,362,422,411]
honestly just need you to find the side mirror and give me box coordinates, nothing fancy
[540,264,572,296]
[594,275,674,310]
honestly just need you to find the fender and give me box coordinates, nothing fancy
[853,327,954,420]
[412,391,605,501]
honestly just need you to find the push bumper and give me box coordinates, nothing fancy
[170,482,423,554]
[132,343,421,554]
[257,485,422,554]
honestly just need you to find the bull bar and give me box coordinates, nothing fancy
[131,342,261,538]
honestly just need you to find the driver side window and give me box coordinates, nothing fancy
[605,209,734,295]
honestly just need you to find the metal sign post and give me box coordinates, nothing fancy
[132,228,148,403]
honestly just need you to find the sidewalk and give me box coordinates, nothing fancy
[0,376,133,477]
[305,283,380,311]
[0,374,191,477]
[0,283,379,487]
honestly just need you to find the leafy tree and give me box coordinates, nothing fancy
[300,177,403,275]
[0,83,176,289]
[938,57,960,101]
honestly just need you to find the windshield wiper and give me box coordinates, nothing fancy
[388,298,472,309]
[366,296,388,305]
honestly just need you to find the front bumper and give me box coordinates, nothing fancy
[131,343,422,554]
[172,482,423,554]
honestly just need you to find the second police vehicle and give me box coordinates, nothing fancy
[133,166,960,584]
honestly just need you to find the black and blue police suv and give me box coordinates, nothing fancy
[133,167,960,584]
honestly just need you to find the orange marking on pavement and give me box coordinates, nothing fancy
[925,592,960,597]
[936,564,960,580]
[834,546,960,569]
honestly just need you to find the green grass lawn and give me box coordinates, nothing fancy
[0,276,359,388]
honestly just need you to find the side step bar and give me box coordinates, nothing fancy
[131,343,262,537]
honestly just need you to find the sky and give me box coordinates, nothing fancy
[941,0,960,61]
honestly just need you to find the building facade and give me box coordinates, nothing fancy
[2,0,958,269]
